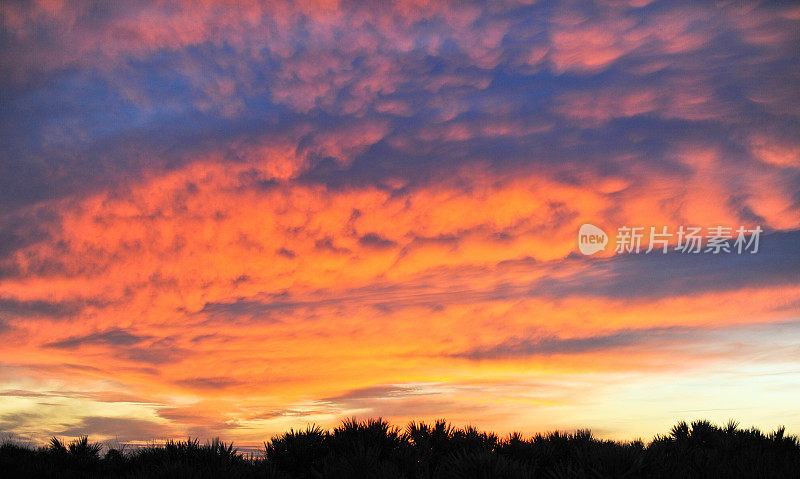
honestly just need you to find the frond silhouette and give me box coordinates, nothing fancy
[1,418,798,477]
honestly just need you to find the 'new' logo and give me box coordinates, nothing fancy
[578,224,608,255]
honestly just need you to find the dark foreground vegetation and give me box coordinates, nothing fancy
[2,418,798,478]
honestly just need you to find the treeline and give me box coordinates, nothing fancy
[1,418,798,478]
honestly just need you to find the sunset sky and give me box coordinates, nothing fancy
[1,0,799,447]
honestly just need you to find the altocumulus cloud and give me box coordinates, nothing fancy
[0,0,799,444]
